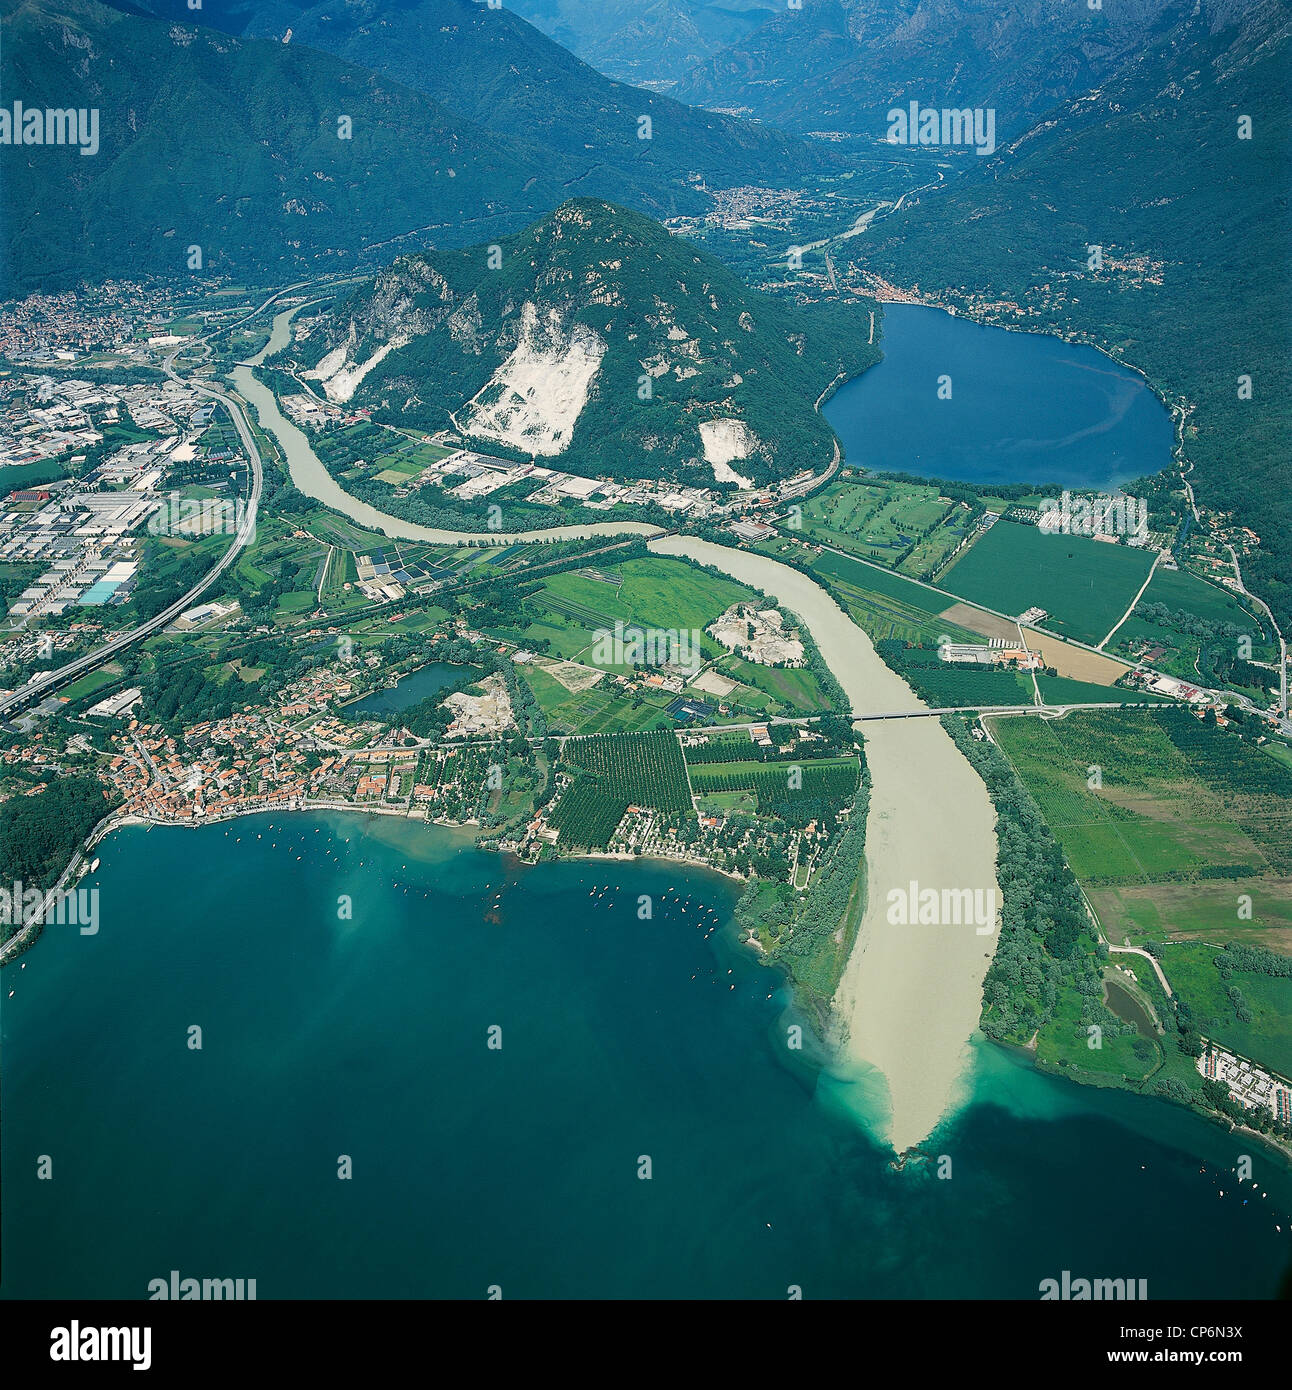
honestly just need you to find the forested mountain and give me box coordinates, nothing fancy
[82,0,834,204]
[0,0,564,292]
[676,0,1200,135]
[1,0,834,294]
[290,199,877,485]
[237,0,831,201]
[846,0,1292,627]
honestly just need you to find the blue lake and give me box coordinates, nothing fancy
[346,662,476,718]
[825,304,1174,490]
[4,814,1291,1299]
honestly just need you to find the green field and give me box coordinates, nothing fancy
[793,478,973,577]
[811,548,949,613]
[522,664,673,736]
[1109,563,1278,686]
[62,664,125,703]
[1153,944,1292,1079]
[1035,676,1145,705]
[518,559,751,670]
[942,519,1154,645]
[757,540,984,647]
[1035,975,1162,1080]
[989,709,1292,947]
[716,655,829,712]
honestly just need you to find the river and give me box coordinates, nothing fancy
[235,310,663,547]
[650,535,1001,1154]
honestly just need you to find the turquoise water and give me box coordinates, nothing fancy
[3,813,1291,1299]
[825,304,1173,490]
[346,662,476,718]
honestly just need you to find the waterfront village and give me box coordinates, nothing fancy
[0,598,848,898]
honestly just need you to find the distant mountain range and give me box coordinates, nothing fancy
[676,0,1202,136]
[0,0,832,294]
[506,0,780,88]
[289,199,877,486]
[239,0,829,200]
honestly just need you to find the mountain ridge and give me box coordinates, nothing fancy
[288,198,879,487]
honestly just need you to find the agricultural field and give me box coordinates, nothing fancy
[368,435,457,485]
[550,730,692,849]
[546,779,628,850]
[712,654,830,713]
[987,708,1292,947]
[1034,676,1145,706]
[688,757,861,826]
[564,730,692,811]
[760,539,984,647]
[791,478,972,577]
[521,663,674,736]
[876,641,1034,708]
[312,421,428,488]
[942,519,1155,646]
[520,558,754,672]
[60,663,126,703]
[1109,564,1278,692]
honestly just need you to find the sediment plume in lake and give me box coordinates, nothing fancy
[650,535,1000,1153]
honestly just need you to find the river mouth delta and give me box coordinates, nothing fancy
[225,351,1008,1156]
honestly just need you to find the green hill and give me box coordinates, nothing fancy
[289,199,878,486]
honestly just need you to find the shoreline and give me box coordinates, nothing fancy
[0,798,751,965]
[7,771,1284,1169]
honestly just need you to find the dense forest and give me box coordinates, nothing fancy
[0,775,118,944]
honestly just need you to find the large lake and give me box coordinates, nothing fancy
[825,304,1173,490]
[3,814,1290,1298]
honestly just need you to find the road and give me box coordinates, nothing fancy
[1226,543,1288,720]
[0,274,375,720]
[1108,943,1174,997]
[1098,549,1162,651]
[0,363,264,718]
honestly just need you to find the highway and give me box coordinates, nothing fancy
[0,365,264,719]
[0,277,364,720]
